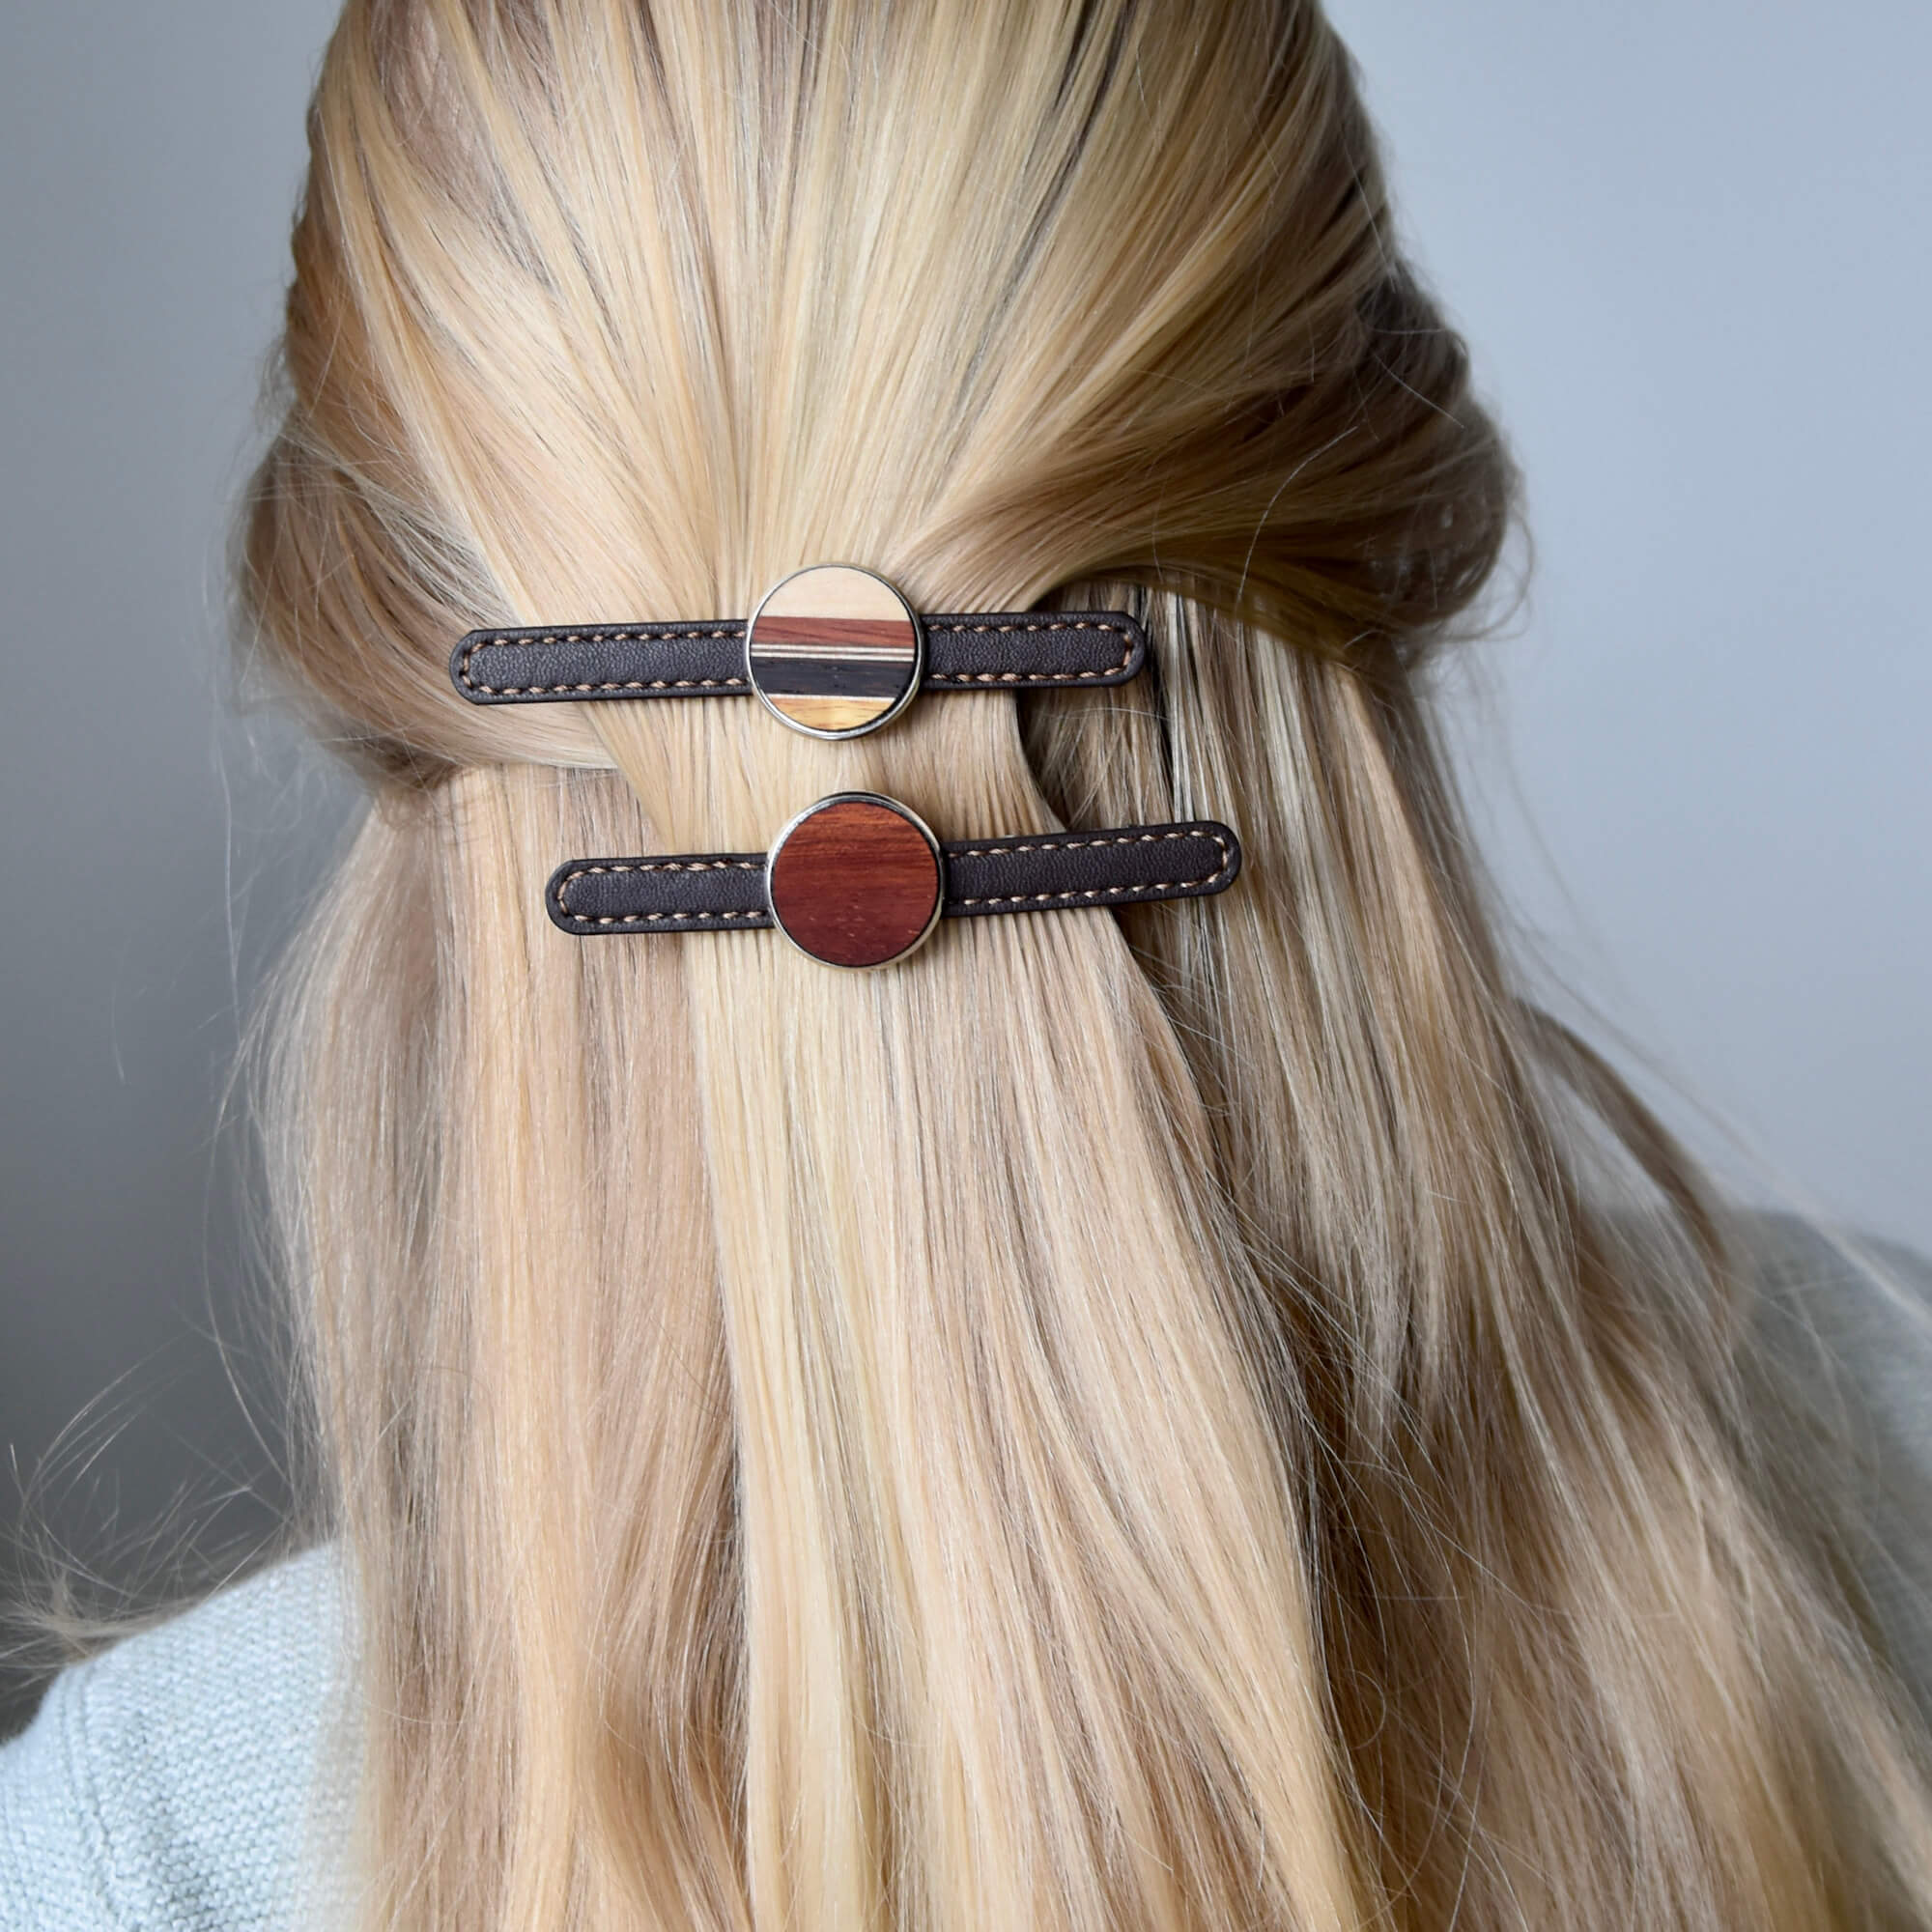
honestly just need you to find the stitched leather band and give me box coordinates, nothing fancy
[451,611,1147,705]
[546,820,1240,937]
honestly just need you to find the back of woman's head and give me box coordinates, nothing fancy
[244,2,1932,1926]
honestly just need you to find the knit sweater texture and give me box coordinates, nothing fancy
[3,1213,1930,1929]
[0,1547,355,1930]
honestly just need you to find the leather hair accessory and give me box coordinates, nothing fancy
[454,562,1243,969]
[547,793,1242,971]
[451,562,1146,740]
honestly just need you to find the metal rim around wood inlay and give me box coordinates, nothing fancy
[745,563,925,739]
[765,792,945,970]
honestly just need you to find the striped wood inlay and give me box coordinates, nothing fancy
[747,565,921,736]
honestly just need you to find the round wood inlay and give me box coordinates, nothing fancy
[766,794,944,969]
[746,564,923,738]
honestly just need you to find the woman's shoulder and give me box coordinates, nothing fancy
[1740,1209,1932,1476]
[0,1544,358,1931]
[1738,1210,1932,1714]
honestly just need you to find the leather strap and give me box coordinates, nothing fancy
[546,820,1240,936]
[451,611,1147,705]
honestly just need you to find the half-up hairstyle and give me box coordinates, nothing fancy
[243,1,1932,1926]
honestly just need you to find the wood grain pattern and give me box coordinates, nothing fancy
[748,565,920,735]
[767,798,942,968]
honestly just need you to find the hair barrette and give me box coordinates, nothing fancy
[547,792,1241,970]
[452,564,1244,969]
[452,562,1146,739]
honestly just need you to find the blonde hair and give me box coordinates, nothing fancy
[244,1,1932,1925]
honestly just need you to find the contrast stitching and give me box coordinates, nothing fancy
[460,616,1139,696]
[559,911,768,928]
[457,626,747,697]
[553,858,765,928]
[923,618,1138,687]
[554,827,1234,925]
[946,827,1235,907]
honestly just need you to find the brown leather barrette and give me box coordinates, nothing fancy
[547,793,1241,971]
[450,562,1146,740]
[457,564,1242,968]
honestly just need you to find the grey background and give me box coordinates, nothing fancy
[2,2,1927,1733]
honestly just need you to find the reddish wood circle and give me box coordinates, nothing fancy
[767,797,943,969]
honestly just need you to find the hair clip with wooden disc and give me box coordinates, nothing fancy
[450,563,1148,741]
[544,793,1241,970]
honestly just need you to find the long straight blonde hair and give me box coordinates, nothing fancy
[244,1,1932,1925]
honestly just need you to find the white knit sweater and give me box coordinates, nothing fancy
[3,1214,1930,1930]
[0,1547,357,1930]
